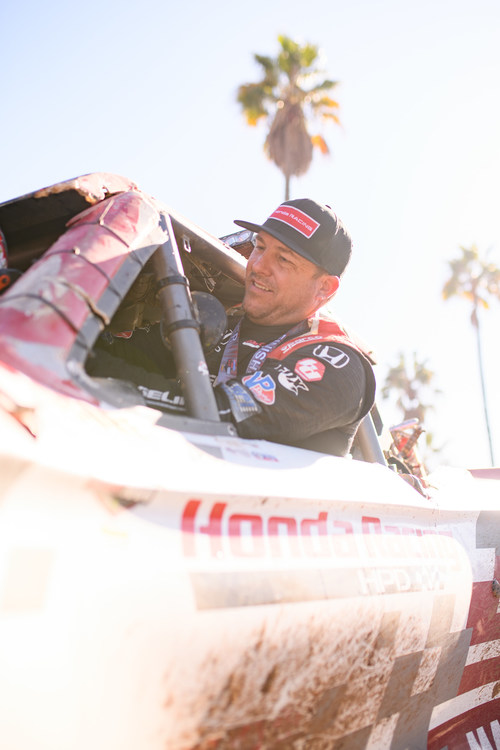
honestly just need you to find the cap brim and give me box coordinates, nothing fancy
[233,219,324,271]
[233,220,265,234]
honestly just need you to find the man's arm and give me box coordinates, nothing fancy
[215,343,370,444]
[120,336,374,453]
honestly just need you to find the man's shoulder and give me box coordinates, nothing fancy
[314,314,376,364]
[268,338,366,383]
[268,314,375,365]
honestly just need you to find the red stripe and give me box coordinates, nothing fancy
[467,578,500,646]
[269,206,320,237]
[458,656,500,695]
[427,698,500,749]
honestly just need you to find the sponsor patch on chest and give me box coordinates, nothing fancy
[242,371,276,404]
[294,358,325,382]
[274,364,309,395]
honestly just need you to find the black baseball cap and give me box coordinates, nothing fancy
[234,198,352,277]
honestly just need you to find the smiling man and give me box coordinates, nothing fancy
[90,197,376,456]
[206,198,377,457]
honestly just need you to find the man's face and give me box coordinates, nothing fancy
[243,231,336,326]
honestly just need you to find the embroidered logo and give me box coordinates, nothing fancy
[313,344,350,368]
[294,358,325,382]
[242,339,263,348]
[269,206,320,238]
[274,365,309,395]
[242,371,276,405]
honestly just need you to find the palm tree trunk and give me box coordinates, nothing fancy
[474,315,495,465]
[284,175,290,201]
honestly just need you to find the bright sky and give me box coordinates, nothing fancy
[2,0,500,470]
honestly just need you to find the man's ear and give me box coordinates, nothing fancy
[318,274,340,302]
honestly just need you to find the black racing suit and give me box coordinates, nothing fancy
[205,312,376,457]
[88,312,376,457]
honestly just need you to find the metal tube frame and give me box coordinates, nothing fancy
[153,215,220,422]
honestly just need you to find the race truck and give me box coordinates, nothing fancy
[0,173,498,750]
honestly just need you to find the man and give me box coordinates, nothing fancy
[205,198,376,457]
[91,198,375,457]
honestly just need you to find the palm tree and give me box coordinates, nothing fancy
[443,244,500,466]
[237,35,340,200]
[381,352,439,427]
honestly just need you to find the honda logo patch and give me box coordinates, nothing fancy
[313,344,350,368]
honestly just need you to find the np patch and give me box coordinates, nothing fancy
[295,358,325,382]
[269,206,320,238]
[242,371,276,405]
